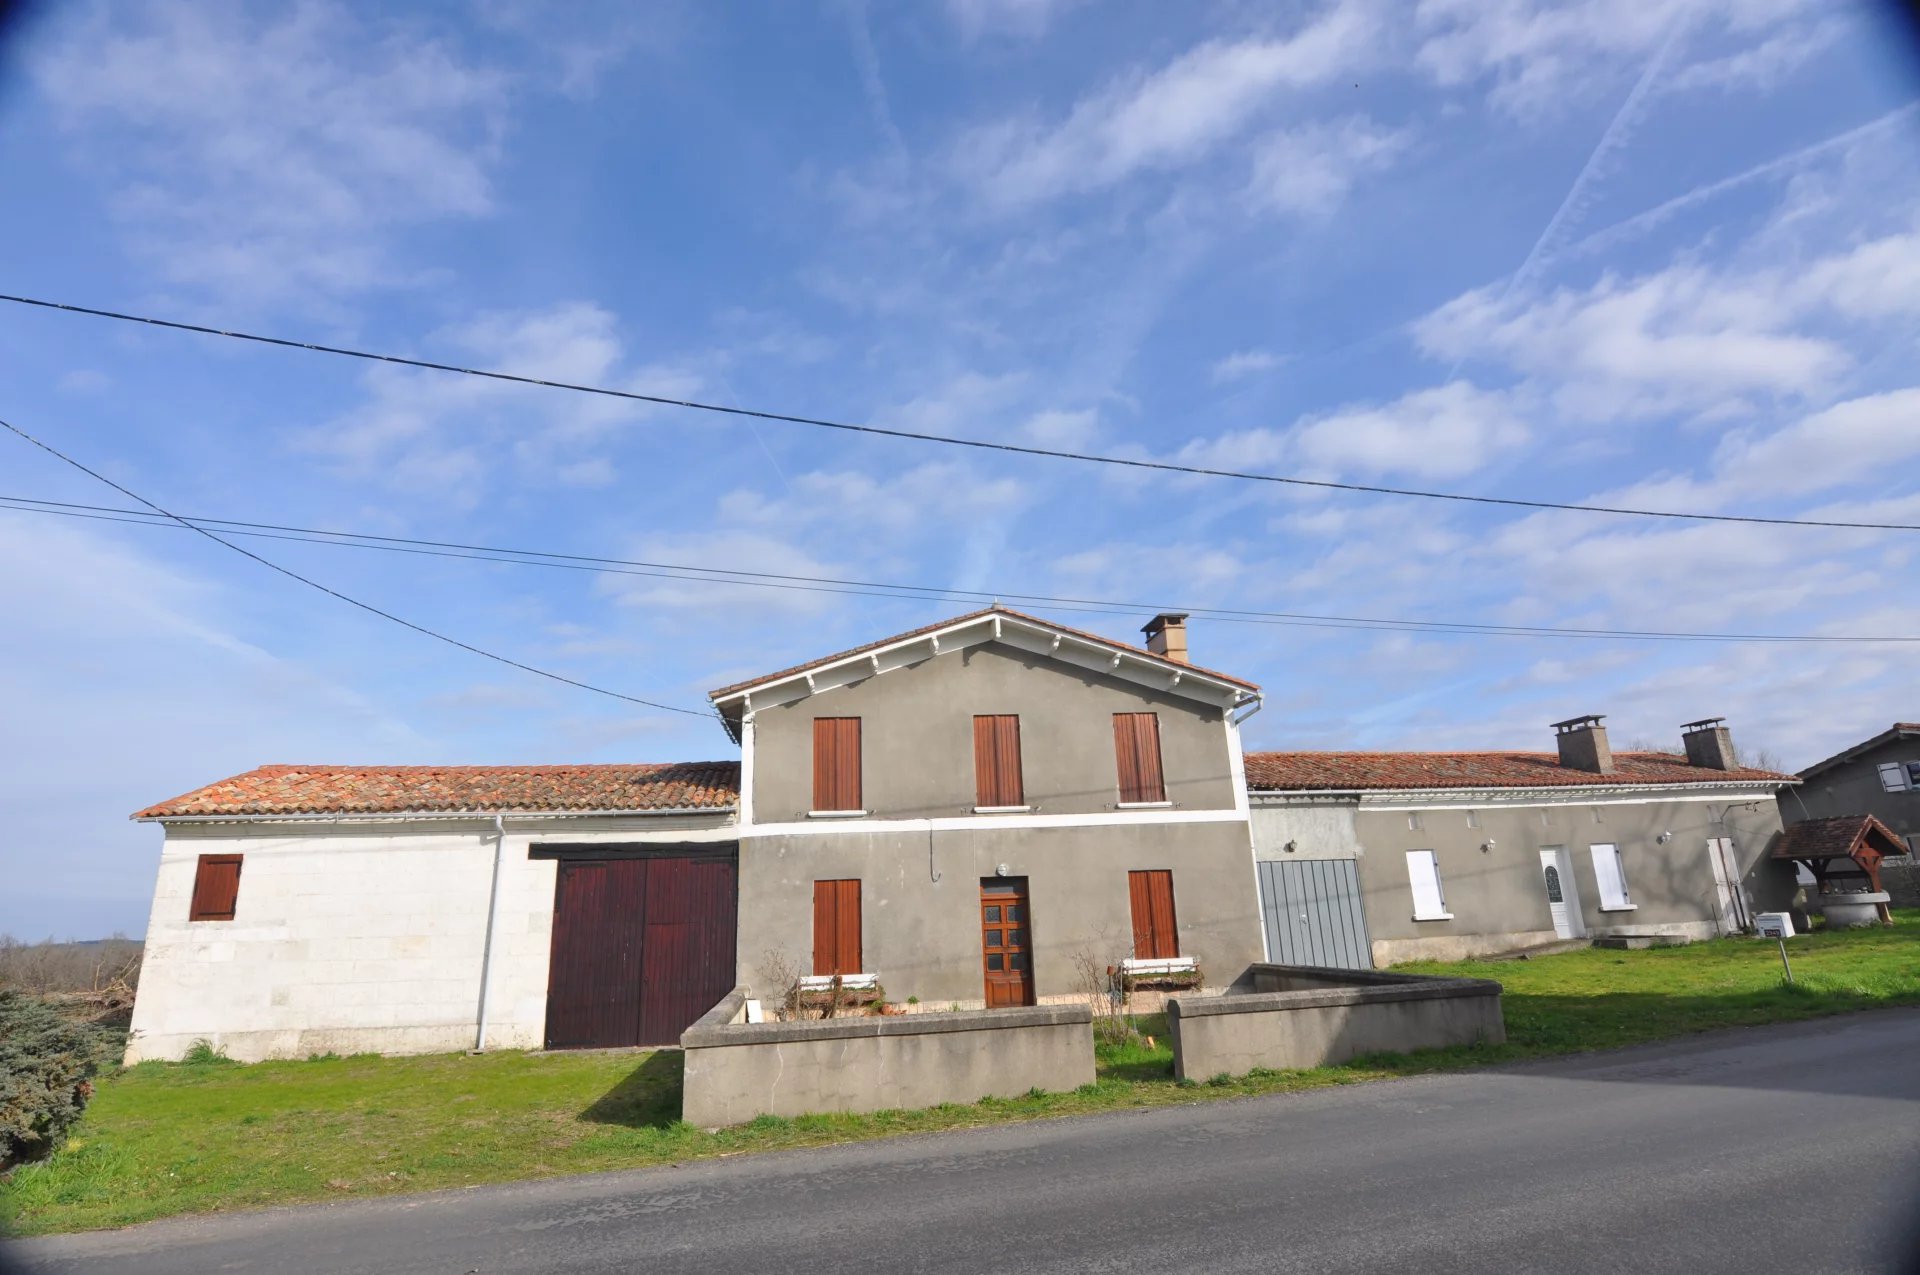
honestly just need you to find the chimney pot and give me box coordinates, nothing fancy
[1681,718,1738,770]
[1551,714,1613,774]
[1142,613,1190,665]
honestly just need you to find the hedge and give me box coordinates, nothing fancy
[0,990,113,1170]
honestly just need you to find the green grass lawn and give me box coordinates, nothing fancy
[6,912,1917,1238]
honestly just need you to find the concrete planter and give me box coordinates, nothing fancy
[1165,964,1505,1081]
[680,988,1095,1128]
[1817,892,1890,929]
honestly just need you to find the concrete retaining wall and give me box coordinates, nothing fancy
[1166,963,1505,1080]
[680,989,1095,1127]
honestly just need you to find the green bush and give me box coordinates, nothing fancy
[0,990,114,1169]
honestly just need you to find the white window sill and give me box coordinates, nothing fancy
[806,809,868,819]
[974,805,1032,815]
[1599,904,1638,913]
[1121,957,1196,975]
[1117,800,1173,810]
[1412,912,1454,922]
[797,973,879,991]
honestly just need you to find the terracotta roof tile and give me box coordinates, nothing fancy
[134,762,740,819]
[708,606,1259,700]
[1771,814,1908,861]
[1244,751,1796,792]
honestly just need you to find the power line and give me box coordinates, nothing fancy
[0,423,715,719]
[4,492,1913,646]
[4,290,1916,534]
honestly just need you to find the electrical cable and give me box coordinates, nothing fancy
[4,291,1916,533]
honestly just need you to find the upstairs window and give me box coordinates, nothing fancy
[1882,762,1913,793]
[1113,712,1167,805]
[812,879,863,976]
[812,717,863,812]
[1128,869,1180,958]
[189,854,243,922]
[973,714,1025,809]
[1406,850,1449,920]
[1590,843,1633,910]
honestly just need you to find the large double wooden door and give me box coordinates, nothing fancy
[545,853,738,1049]
[980,878,1035,1007]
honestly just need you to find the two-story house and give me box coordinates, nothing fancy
[124,607,1269,1062]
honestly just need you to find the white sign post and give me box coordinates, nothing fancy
[1755,912,1795,984]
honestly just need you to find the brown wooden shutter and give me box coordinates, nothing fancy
[1127,869,1179,959]
[812,717,863,811]
[812,879,863,975]
[973,714,1025,807]
[1112,713,1166,804]
[189,854,244,922]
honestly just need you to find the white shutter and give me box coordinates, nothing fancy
[1590,843,1631,909]
[1880,762,1910,792]
[1406,850,1447,919]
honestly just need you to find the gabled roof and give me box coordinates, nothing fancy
[707,606,1260,707]
[1798,723,1920,780]
[133,762,740,820]
[1771,814,1909,861]
[1244,750,1797,793]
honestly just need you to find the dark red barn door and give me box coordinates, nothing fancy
[544,851,737,1049]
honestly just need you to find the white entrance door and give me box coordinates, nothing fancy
[1706,838,1750,935]
[1539,847,1583,939]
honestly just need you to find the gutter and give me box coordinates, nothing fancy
[474,814,507,1053]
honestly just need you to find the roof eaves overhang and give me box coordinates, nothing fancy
[1250,779,1794,802]
[709,610,1257,716]
[136,805,740,825]
[1797,725,1920,780]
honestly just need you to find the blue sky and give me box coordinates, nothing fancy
[2,0,1917,938]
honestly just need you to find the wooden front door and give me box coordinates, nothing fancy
[980,878,1034,1008]
[545,852,738,1049]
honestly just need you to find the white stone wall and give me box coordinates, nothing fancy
[126,814,735,1063]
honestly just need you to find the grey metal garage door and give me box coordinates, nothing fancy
[1256,858,1373,969]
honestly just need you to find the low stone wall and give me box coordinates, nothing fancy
[680,988,1095,1128]
[1166,963,1505,1081]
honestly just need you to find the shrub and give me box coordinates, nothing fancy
[0,990,114,1170]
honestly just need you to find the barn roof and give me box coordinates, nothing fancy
[1244,750,1796,792]
[133,762,740,820]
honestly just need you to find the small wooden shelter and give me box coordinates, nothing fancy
[1772,815,1906,925]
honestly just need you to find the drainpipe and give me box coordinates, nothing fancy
[473,814,508,1052]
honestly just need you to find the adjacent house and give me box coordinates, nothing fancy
[126,607,1269,1062]
[1244,717,1798,965]
[1781,723,1919,906]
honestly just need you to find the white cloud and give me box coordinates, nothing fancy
[1245,117,1408,217]
[1414,0,1815,117]
[37,4,507,304]
[1210,350,1283,384]
[1664,17,1842,94]
[1416,262,1846,421]
[950,4,1378,209]
[946,0,1082,42]
[300,303,702,500]
[1710,388,1920,499]
[1293,383,1528,479]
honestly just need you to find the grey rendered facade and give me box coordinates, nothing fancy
[1246,721,1798,965]
[1786,723,1919,905]
[717,610,1270,1007]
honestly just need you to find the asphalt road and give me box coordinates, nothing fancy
[10,1010,1920,1274]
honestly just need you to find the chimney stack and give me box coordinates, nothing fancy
[1552,715,1613,774]
[1681,718,1738,770]
[1142,613,1190,665]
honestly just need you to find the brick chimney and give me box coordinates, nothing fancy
[1681,718,1738,770]
[1142,613,1190,664]
[1552,714,1613,774]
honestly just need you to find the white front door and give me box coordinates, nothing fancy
[1540,847,1583,938]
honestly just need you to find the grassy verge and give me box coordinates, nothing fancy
[5,912,1916,1237]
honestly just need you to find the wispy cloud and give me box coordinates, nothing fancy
[1210,350,1283,384]
[949,4,1379,210]
[37,3,507,306]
